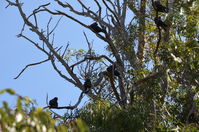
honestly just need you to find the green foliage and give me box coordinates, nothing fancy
[78,100,148,132]
[77,99,199,131]
[64,49,86,62]
[0,89,89,132]
[0,88,15,95]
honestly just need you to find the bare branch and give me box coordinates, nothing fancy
[102,0,120,25]
[94,0,102,17]
[14,58,50,79]
[61,43,70,58]
[44,8,88,29]
[44,8,112,44]
[49,109,64,119]
[50,57,77,85]
[47,17,53,40]
[93,72,105,86]
[83,32,92,54]
[14,0,85,92]
[70,55,114,71]
[33,12,38,29]
[18,34,49,55]
[107,73,122,106]
[49,16,63,36]
[115,0,121,17]
[45,92,85,110]
[77,0,97,17]
[55,0,112,29]
[5,0,17,8]
[43,7,123,66]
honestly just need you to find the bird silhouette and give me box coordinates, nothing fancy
[89,22,106,33]
[84,78,92,93]
[49,97,58,108]
[154,17,168,31]
[152,0,168,13]
[107,65,120,77]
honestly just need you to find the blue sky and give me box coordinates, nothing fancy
[0,0,107,113]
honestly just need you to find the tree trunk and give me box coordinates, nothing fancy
[137,0,146,62]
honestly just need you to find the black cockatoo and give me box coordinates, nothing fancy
[107,65,120,77]
[49,97,58,108]
[154,17,168,31]
[89,22,106,33]
[84,78,92,93]
[152,0,168,13]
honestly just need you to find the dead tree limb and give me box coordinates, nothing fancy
[14,59,50,79]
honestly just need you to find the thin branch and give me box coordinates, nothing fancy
[49,109,64,119]
[33,12,38,29]
[94,0,102,18]
[77,0,97,17]
[49,16,63,35]
[44,8,88,30]
[134,69,165,87]
[107,0,117,14]
[56,46,63,53]
[47,17,53,40]
[70,55,114,71]
[34,3,50,12]
[102,0,120,25]
[93,72,105,86]
[50,58,77,85]
[5,0,17,8]
[107,73,122,106]
[116,0,121,16]
[20,3,50,34]
[18,34,49,55]
[14,58,50,79]
[55,0,112,29]
[46,93,49,105]
[61,43,70,58]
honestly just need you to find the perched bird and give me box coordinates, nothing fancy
[49,97,58,108]
[152,0,168,13]
[89,22,106,33]
[84,78,92,93]
[107,65,120,77]
[154,17,168,31]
